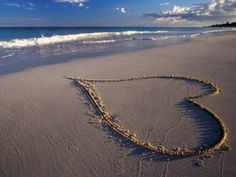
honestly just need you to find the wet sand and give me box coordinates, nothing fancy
[0,33,235,177]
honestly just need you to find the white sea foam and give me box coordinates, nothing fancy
[1,54,15,59]
[202,28,236,34]
[191,33,201,38]
[0,30,168,49]
[82,39,117,44]
[82,34,189,44]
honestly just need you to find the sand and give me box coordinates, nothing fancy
[0,33,235,177]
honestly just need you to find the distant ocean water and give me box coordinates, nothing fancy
[0,27,235,75]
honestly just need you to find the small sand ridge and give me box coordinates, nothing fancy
[72,75,229,157]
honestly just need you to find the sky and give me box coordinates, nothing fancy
[0,0,235,27]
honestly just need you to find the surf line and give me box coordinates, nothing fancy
[72,75,229,157]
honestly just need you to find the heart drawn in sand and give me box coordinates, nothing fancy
[72,75,229,157]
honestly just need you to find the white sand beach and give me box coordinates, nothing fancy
[0,33,235,177]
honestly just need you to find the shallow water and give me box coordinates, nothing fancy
[0,27,235,75]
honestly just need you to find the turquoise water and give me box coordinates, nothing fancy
[0,27,235,75]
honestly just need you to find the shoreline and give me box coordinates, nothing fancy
[0,31,235,77]
[0,32,235,177]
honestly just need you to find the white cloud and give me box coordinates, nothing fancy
[121,8,126,13]
[170,6,191,14]
[24,2,36,10]
[4,2,36,10]
[144,0,236,25]
[54,0,88,7]
[28,2,36,7]
[54,0,87,4]
[78,3,84,7]
[5,3,21,8]
[116,7,126,14]
[153,17,201,25]
[160,2,170,6]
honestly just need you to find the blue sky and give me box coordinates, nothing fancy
[0,0,235,26]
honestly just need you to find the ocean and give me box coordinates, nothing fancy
[0,27,235,75]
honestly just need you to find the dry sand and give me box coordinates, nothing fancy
[0,33,235,177]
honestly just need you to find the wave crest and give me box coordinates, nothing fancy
[0,30,168,48]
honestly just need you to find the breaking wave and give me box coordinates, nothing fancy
[0,30,168,48]
[0,28,235,49]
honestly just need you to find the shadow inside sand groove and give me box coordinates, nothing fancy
[66,76,226,162]
[177,100,222,150]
